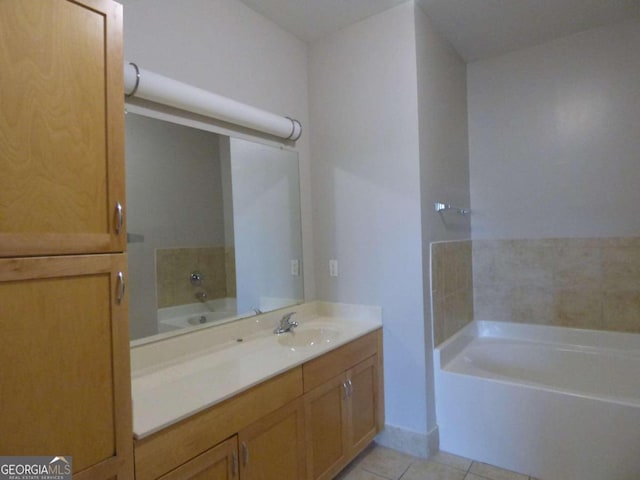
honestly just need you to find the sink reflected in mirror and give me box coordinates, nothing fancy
[125,111,303,343]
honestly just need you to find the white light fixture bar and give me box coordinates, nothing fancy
[124,62,302,141]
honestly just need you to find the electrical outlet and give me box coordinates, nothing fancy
[329,259,338,277]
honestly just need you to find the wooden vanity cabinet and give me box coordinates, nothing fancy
[134,369,304,480]
[158,437,239,480]
[0,0,126,257]
[0,255,133,480]
[238,397,306,479]
[153,398,306,480]
[134,329,383,480]
[303,331,383,480]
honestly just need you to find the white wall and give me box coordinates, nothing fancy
[309,3,428,440]
[122,0,315,300]
[469,20,640,239]
[414,4,470,435]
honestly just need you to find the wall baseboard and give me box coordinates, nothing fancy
[375,424,439,459]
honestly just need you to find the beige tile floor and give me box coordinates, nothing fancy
[335,444,539,480]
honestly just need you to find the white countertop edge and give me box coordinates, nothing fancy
[132,302,382,439]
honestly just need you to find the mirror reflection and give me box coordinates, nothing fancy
[125,113,303,342]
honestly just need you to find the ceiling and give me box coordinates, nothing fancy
[238,0,407,44]
[239,0,640,61]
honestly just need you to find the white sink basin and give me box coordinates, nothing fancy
[277,325,341,348]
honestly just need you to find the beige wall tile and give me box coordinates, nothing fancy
[473,285,513,322]
[603,291,640,333]
[444,291,474,340]
[472,237,640,334]
[225,246,236,297]
[431,240,473,345]
[602,246,640,292]
[552,289,604,330]
[508,241,554,288]
[510,286,554,324]
[156,246,230,308]
[472,241,509,287]
[553,244,602,290]
[431,243,446,299]
[432,296,446,346]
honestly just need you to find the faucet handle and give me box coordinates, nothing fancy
[281,312,297,324]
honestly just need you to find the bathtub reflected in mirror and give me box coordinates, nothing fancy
[125,112,303,342]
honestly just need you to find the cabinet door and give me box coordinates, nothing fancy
[159,437,238,480]
[0,0,125,256]
[239,398,306,480]
[304,374,350,480]
[0,254,133,480]
[346,356,378,456]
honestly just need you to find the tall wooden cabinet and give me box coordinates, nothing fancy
[0,1,132,479]
[0,0,126,257]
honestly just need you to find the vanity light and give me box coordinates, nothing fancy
[123,62,302,141]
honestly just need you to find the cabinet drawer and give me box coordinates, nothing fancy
[135,367,303,480]
[303,330,380,392]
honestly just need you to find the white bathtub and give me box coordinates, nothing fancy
[434,321,640,480]
[157,299,238,333]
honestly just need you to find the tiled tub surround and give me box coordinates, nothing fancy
[473,237,640,333]
[130,301,382,438]
[156,246,235,308]
[431,240,474,346]
[435,321,640,480]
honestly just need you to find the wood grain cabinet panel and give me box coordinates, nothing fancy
[0,254,133,480]
[347,356,378,454]
[304,353,382,480]
[159,437,239,480]
[0,0,125,256]
[238,398,306,480]
[304,374,350,480]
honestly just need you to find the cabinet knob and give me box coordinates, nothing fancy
[347,378,353,397]
[114,201,124,234]
[116,271,126,304]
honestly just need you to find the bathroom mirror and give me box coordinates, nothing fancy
[125,112,303,342]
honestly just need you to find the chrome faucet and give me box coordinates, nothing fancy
[274,312,298,334]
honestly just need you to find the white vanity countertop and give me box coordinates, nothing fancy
[130,301,382,439]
